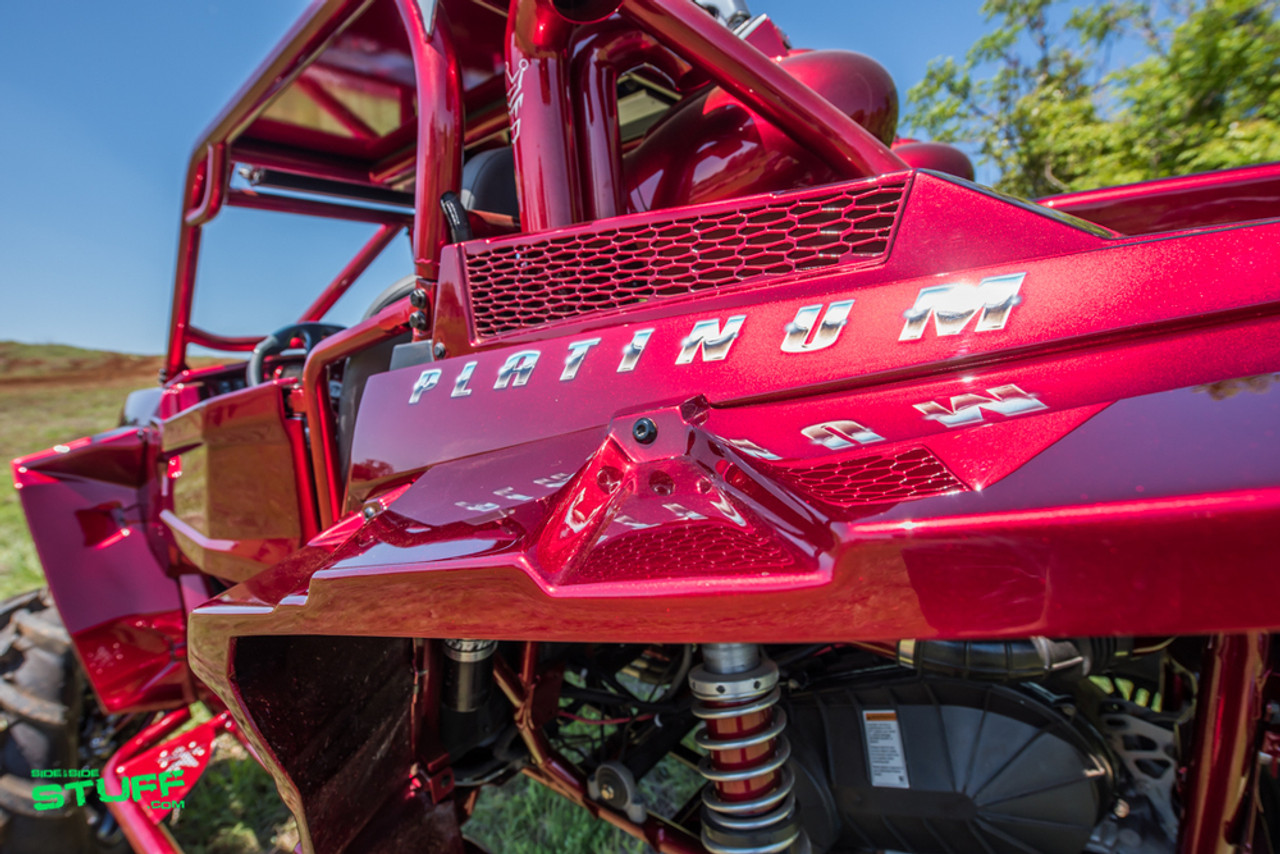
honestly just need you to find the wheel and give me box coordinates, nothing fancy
[0,590,125,853]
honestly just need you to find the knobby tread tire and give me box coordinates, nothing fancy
[12,610,70,657]
[0,589,103,853]
[0,680,69,729]
[0,774,73,819]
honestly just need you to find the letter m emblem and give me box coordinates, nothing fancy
[900,273,1025,341]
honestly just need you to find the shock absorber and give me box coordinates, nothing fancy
[689,643,809,854]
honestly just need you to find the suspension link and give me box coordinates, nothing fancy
[689,643,809,854]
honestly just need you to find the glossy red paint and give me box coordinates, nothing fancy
[193,164,1280,850]
[620,0,905,180]
[506,0,584,231]
[159,380,311,582]
[396,0,463,279]
[570,20,690,219]
[302,298,416,527]
[16,1,1280,851]
[1042,161,1280,235]
[891,139,974,180]
[625,50,901,211]
[114,711,237,823]
[11,430,193,713]
[104,710,192,854]
[1179,635,1269,852]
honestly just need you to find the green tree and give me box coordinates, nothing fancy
[906,0,1280,198]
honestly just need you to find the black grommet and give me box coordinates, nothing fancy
[632,417,658,444]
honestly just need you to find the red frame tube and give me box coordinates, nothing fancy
[1179,633,1269,852]
[164,0,370,378]
[506,0,585,231]
[302,299,416,528]
[183,144,228,228]
[396,0,462,279]
[299,223,404,322]
[620,0,906,179]
[184,327,261,353]
[231,139,379,187]
[103,709,192,854]
[493,644,704,854]
[571,21,688,220]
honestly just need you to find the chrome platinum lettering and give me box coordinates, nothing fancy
[676,316,746,364]
[725,438,782,460]
[451,361,478,397]
[899,273,1025,341]
[561,338,601,381]
[802,420,886,449]
[494,350,540,389]
[408,368,442,404]
[914,383,1048,427]
[781,300,854,353]
[617,329,653,373]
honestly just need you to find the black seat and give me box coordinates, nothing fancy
[460,147,518,217]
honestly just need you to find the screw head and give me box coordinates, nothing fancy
[409,288,429,309]
[632,418,658,444]
[433,342,447,359]
[362,502,380,520]
[1112,798,1131,819]
[409,311,429,331]
[600,783,616,801]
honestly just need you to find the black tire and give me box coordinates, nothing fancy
[0,590,122,853]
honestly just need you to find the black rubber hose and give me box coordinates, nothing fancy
[897,637,1132,681]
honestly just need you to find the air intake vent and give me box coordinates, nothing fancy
[772,447,965,508]
[575,524,796,581]
[464,176,907,338]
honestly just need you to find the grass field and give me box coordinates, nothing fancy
[0,341,684,853]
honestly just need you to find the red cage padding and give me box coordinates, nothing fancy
[464,178,907,338]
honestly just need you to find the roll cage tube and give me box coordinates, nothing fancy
[163,0,907,529]
[163,0,458,380]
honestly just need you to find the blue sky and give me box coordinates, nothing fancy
[0,2,993,355]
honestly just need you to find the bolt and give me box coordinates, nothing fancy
[362,502,380,521]
[409,288,429,309]
[433,342,447,359]
[648,471,675,496]
[600,783,616,801]
[597,467,622,493]
[409,311,429,332]
[1112,798,1130,819]
[632,418,658,445]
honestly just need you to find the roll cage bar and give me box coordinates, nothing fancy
[162,0,906,381]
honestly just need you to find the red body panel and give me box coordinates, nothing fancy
[13,0,1280,852]
[11,430,192,713]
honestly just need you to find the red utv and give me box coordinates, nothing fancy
[10,0,1280,852]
